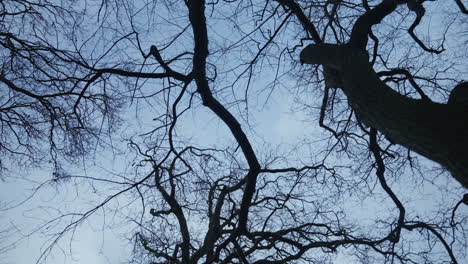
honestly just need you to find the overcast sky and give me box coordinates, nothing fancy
[1,1,467,263]
[1,89,321,263]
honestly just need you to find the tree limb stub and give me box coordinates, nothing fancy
[301,43,468,188]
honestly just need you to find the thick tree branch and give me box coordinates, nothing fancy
[154,167,192,263]
[186,0,261,234]
[454,0,468,14]
[300,0,468,188]
[369,128,405,242]
[404,221,459,263]
[406,0,444,54]
[301,43,468,188]
[349,0,397,49]
[275,0,322,43]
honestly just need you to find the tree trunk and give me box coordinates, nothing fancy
[301,44,468,188]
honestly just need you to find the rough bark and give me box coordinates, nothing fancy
[300,44,468,188]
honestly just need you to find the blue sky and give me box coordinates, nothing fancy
[1,0,467,263]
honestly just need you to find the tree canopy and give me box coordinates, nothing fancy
[1,0,467,263]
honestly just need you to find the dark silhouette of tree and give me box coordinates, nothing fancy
[0,0,120,176]
[300,0,468,188]
[1,0,467,264]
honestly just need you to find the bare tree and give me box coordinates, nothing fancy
[1,0,467,264]
[0,0,121,177]
[300,0,468,187]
